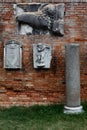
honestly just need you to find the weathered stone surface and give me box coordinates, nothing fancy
[64,44,83,114]
[19,24,33,35]
[52,20,64,35]
[65,44,80,107]
[33,43,52,69]
[14,3,65,35]
[4,40,22,69]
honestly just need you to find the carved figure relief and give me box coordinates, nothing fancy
[33,43,52,69]
[4,40,22,69]
[14,3,65,36]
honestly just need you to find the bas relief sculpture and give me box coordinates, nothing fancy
[14,3,65,35]
[33,43,52,69]
[4,40,22,69]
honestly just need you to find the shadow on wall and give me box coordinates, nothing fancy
[51,51,58,75]
[0,22,3,43]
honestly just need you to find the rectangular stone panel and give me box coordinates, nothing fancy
[14,3,65,36]
[4,40,22,69]
[33,43,52,69]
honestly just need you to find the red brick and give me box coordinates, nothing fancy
[0,2,86,107]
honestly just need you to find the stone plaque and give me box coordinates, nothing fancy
[33,43,52,69]
[4,40,22,69]
[14,3,65,36]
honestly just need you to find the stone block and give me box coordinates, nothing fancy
[4,40,22,69]
[33,43,52,69]
[14,3,65,36]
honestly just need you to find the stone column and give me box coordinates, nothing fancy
[64,44,83,114]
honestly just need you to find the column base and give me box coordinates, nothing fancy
[64,106,84,114]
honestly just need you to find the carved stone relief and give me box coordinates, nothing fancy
[33,43,52,69]
[14,3,65,36]
[4,40,22,69]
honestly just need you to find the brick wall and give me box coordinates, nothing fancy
[0,0,87,107]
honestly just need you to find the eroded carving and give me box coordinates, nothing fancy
[33,43,52,69]
[4,40,22,69]
[14,3,65,36]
